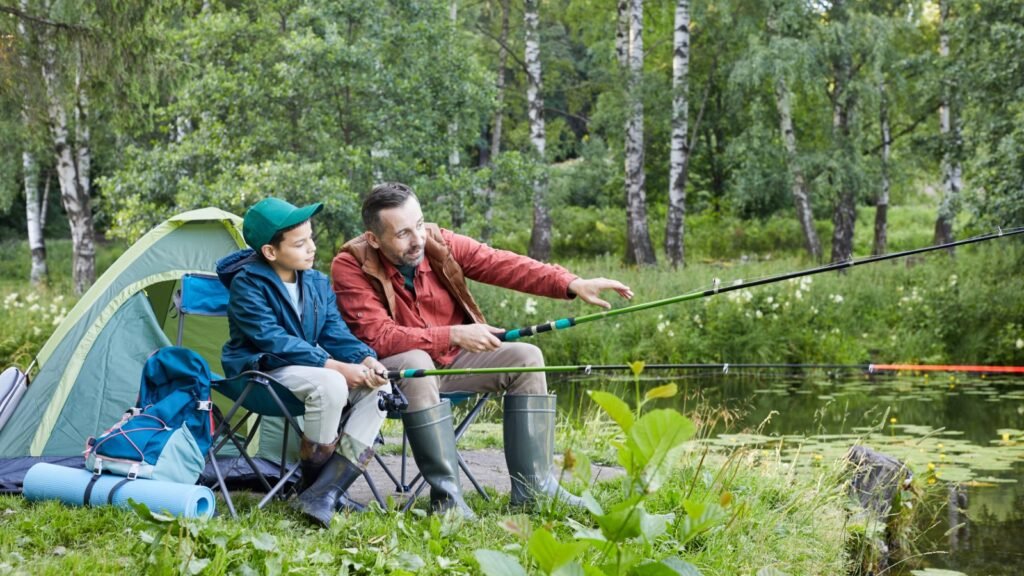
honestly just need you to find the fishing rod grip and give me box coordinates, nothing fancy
[496,317,577,342]
[387,368,430,380]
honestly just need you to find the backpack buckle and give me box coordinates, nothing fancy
[196,400,213,411]
[127,463,139,480]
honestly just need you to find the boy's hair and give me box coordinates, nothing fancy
[256,220,308,262]
[362,182,416,235]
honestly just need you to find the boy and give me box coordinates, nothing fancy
[219,197,389,527]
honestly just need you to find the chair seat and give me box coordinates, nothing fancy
[214,371,305,417]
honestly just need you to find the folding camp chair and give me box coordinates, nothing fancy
[372,390,493,511]
[174,273,386,517]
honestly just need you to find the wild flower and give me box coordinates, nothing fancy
[755,310,763,319]
[949,274,958,287]
[28,304,40,313]
[829,294,844,304]
[1016,338,1023,350]
[524,297,537,315]
[499,299,508,308]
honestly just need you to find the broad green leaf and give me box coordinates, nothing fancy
[628,410,696,491]
[631,558,703,576]
[643,383,678,403]
[392,552,426,572]
[499,515,531,540]
[553,562,586,576]
[187,558,211,575]
[581,490,604,516]
[595,496,645,541]
[588,390,634,432]
[474,550,528,576]
[527,528,592,574]
[246,532,277,552]
[639,511,676,541]
[679,500,728,545]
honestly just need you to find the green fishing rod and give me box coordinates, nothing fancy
[388,362,1024,380]
[494,226,1024,342]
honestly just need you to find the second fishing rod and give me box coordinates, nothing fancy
[493,226,1024,342]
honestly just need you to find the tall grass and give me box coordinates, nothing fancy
[474,241,1024,367]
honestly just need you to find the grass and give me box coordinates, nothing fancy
[0,203,1001,574]
[0,444,851,575]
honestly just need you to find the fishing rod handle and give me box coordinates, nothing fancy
[496,317,577,341]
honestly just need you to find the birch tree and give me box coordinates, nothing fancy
[826,0,858,264]
[664,0,689,268]
[40,27,95,294]
[874,79,891,255]
[525,0,552,261]
[933,0,961,246]
[16,6,47,284]
[623,0,656,265]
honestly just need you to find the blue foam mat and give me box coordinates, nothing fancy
[23,462,215,519]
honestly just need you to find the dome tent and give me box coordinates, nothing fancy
[0,208,295,491]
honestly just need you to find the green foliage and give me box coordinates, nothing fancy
[101,0,494,243]
[473,238,1024,368]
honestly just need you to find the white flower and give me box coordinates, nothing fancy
[1017,338,1024,350]
[668,330,675,337]
[524,298,538,315]
[795,289,803,300]
[499,299,508,308]
[657,321,667,333]
[28,304,40,313]
[949,274,958,286]
[830,294,844,304]
[755,310,763,319]
[766,296,774,304]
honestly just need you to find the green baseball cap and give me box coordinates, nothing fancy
[242,198,324,249]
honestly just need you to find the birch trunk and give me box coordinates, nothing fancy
[525,0,551,261]
[775,79,821,261]
[481,0,510,243]
[17,8,47,284]
[23,151,48,285]
[42,36,96,294]
[829,0,856,264]
[934,0,961,247]
[664,0,689,268]
[874,81,891,256]
[624,0,656,265]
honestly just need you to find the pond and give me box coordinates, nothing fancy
[556,369,1024,575]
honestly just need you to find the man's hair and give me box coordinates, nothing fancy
[362,182,417,234]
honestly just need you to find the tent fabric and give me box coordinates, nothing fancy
[0,208,299,492]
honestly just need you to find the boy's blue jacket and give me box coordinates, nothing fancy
[217,249,376,377]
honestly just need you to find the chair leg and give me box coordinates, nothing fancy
[362,469,387,508]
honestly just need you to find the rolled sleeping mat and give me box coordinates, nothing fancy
[0,366,28,433]
[22,463,216,519]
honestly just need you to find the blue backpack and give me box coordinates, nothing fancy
[85,347,215,484]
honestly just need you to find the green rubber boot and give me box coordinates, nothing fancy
[402,401,477,519]
[291,453,364,528]
[503,394,584,507]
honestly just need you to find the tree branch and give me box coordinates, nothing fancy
[544,106,589,126]
[864,100,942,155]
[0,5,91,33]
[473,21,529,76]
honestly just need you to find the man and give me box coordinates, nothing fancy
[219,197,390,527]
[331,182,632,517]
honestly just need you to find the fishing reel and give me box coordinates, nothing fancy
[376,386,409,414]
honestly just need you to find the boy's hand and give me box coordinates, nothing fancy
[360,356,389,388]
[327,359,386,389]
